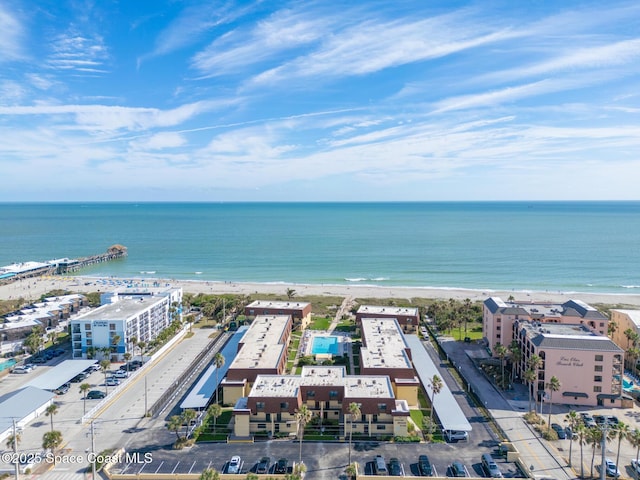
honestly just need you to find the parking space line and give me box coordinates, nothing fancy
[155,460,164,474]
[172,460,180,474]
[188,460,197,474]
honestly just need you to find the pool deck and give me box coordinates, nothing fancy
[301,330,351,358]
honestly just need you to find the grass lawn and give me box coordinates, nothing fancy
[450,325,483,341]
[410,409,424,430]
[310,316,331,330]
[246,293,344,317]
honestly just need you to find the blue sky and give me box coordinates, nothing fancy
[1,0,639,201]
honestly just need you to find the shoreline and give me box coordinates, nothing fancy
[2,275,640,307]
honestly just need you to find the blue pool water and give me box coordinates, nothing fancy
[312,336,339,355]
[0,359,16,372]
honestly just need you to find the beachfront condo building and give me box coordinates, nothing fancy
[609,309,640,370]
[511,320,623,407]
[356,305,420,333]
[223,314,293,404]
[244,300,312,329]
[229,316,417,439]
[1,294,86,355]
[483,297,608,352]
[70,288,182,361]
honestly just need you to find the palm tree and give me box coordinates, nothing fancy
[181,409,197,439]
[207,403,222,434]
[462,298,472,336]
[545,376,561,427]
[80,383,91,414]
[123,352,132,372]
[167,415,183,441]
[100,358,111,394]
[614,422,630,476]
[214,352,225,404]
[348,402,361,465]
[625,328,635,349]
[509,344,523,386]
[286,288,296,300]
[629,428,640,479]
[295,405,312,465]
[429,374,443,424]
[576,423,586,479]
[5,431,21,451]
[45,403,59,432]
[588,426,603,478]
[346,462,358,480]
[523,369,536,412]
[137,341,146,362]
[565,410,579,467]
[42,431,63,460]
[494,344,508,389]
[199,468,220,480]
[528,354,543,412]
[608,320,618,338]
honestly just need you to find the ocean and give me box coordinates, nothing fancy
[0,201,639,294]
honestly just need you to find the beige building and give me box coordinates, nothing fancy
[610,309,640,370]
[222,315,293,405]
[483,297,608,352]
[356,305,420,333]
[513,321,623,407]
[230,317,419,439]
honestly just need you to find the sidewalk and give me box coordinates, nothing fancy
[439,338,576,480]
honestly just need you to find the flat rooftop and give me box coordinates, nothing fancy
[344,375,393,398]
[250,375,300,398]
[229,315,290,370]
[360,318,412,370]
[358,305,419,317]
[74,295,167,321]
[521,322,623,351]
[246,300,310,310]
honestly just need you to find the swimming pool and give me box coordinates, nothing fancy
[312,336,340,355]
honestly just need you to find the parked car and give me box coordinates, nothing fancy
[451,461,467,477]
[54,383,71,395]
[256,457,270,474]
[228,456,241,474]
[11,366,32,374]
[551,423,567,439]
[418,455,433,476]
[84,364,100,373]
[605,459,620,478]
[389,458,403,476]
[482,454,503,478]
[445,430,469,442]
[31,356,47,364]
[631,459,640,476]
[71,372,89,383]
[606,416,619,426]
[52,348,65,357]
[275,458,288,474]
[86,390,106,399]
[581,413,596,427]
[373,455,388,476]
[594,415,606,425]
[105,377,120,386]
[112,369,129,378]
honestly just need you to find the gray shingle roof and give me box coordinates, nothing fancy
[531,335,622,351]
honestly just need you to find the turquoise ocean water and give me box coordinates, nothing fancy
[0,202,639,294]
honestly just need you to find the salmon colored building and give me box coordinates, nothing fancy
[245,300,312,329]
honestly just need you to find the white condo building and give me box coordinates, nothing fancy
[70,288,182,361]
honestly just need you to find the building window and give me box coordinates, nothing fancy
[378,403,387,411]
[307,391,315,398]
[594,365,603,372]
[280,402,288,410]
[594,386,602,393]
[85,323,91,330]
[376,425,386,430]
[86,340,92,346]
[595,355,603,361]
[256,402,265,410]
[496,334,501,339]
[594,376,602,382]
[110,323,116,331]
[257,423,266,430]
[329,391,338,398]
[496,326,501,331]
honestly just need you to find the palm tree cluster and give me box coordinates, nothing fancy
[426,298,480,339]
[167,409,198,448]
[624,328,640,373]
[564,411,640,479]
[182,292,250,324]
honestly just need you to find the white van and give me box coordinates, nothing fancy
[482,454,503,478]
[445,430,469,442]
[373,455,388,475]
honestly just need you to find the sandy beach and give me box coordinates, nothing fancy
[2,275,640,307]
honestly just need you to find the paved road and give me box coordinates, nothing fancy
[8,327,219,480]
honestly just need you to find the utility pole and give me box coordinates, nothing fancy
[91,421,96,479]
[13,419,19,480]
[144,376,148,416]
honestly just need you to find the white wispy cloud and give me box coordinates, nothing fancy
[130,132,187,150]
[191,8,330,77]
[47,29,109,74]
[0,3,25,62]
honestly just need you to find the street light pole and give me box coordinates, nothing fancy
[91,420,96,479]
[13,419,19,480]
